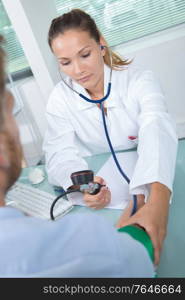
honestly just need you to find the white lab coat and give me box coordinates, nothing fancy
[43,64,178,208]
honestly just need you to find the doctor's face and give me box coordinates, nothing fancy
[51,30,105,93]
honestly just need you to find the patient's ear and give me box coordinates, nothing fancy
[4,90,14,113]
[0,135,10,169]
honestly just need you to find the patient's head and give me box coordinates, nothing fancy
[0,35,22,200]
[0,35,5,124]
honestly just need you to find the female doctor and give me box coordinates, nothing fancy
[43,9,178,265]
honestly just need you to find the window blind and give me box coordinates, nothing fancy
[0,0,29,75]
[55,0,185,47]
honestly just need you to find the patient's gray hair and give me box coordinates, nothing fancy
[0,35,5,128]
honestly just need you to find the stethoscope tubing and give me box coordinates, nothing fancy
[100,101,137,215]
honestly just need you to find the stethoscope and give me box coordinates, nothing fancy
[50,46,137,220]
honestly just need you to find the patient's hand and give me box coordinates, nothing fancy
[116,195,145,227]
[83,176,111,209]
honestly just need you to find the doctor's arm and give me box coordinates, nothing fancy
[116,70,178,265]
[43,111,88,190]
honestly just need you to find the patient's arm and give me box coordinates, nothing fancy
[116,195,145,226]
[116,182,171,265]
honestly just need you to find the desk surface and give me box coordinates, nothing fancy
[18,139,185,278]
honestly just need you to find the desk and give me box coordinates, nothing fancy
[18,139,185,277]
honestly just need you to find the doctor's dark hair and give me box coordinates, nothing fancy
[48,9,131,70]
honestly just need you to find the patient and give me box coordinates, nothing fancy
[0,35,154,277]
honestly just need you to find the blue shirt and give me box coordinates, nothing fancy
[0,207,154,277]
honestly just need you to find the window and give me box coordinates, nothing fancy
[55,0,185,47]
[0,0,31,80]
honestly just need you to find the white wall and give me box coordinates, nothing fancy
[116,34,185,124]
[115,25,185,138]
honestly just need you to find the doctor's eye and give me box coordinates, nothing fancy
[81,52,91,58]
[60,61,70,66]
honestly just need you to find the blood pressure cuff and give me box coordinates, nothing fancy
[117,225,154,263]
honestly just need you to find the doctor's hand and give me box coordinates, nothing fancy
[83,176,111,209]
[115,184,170,266]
